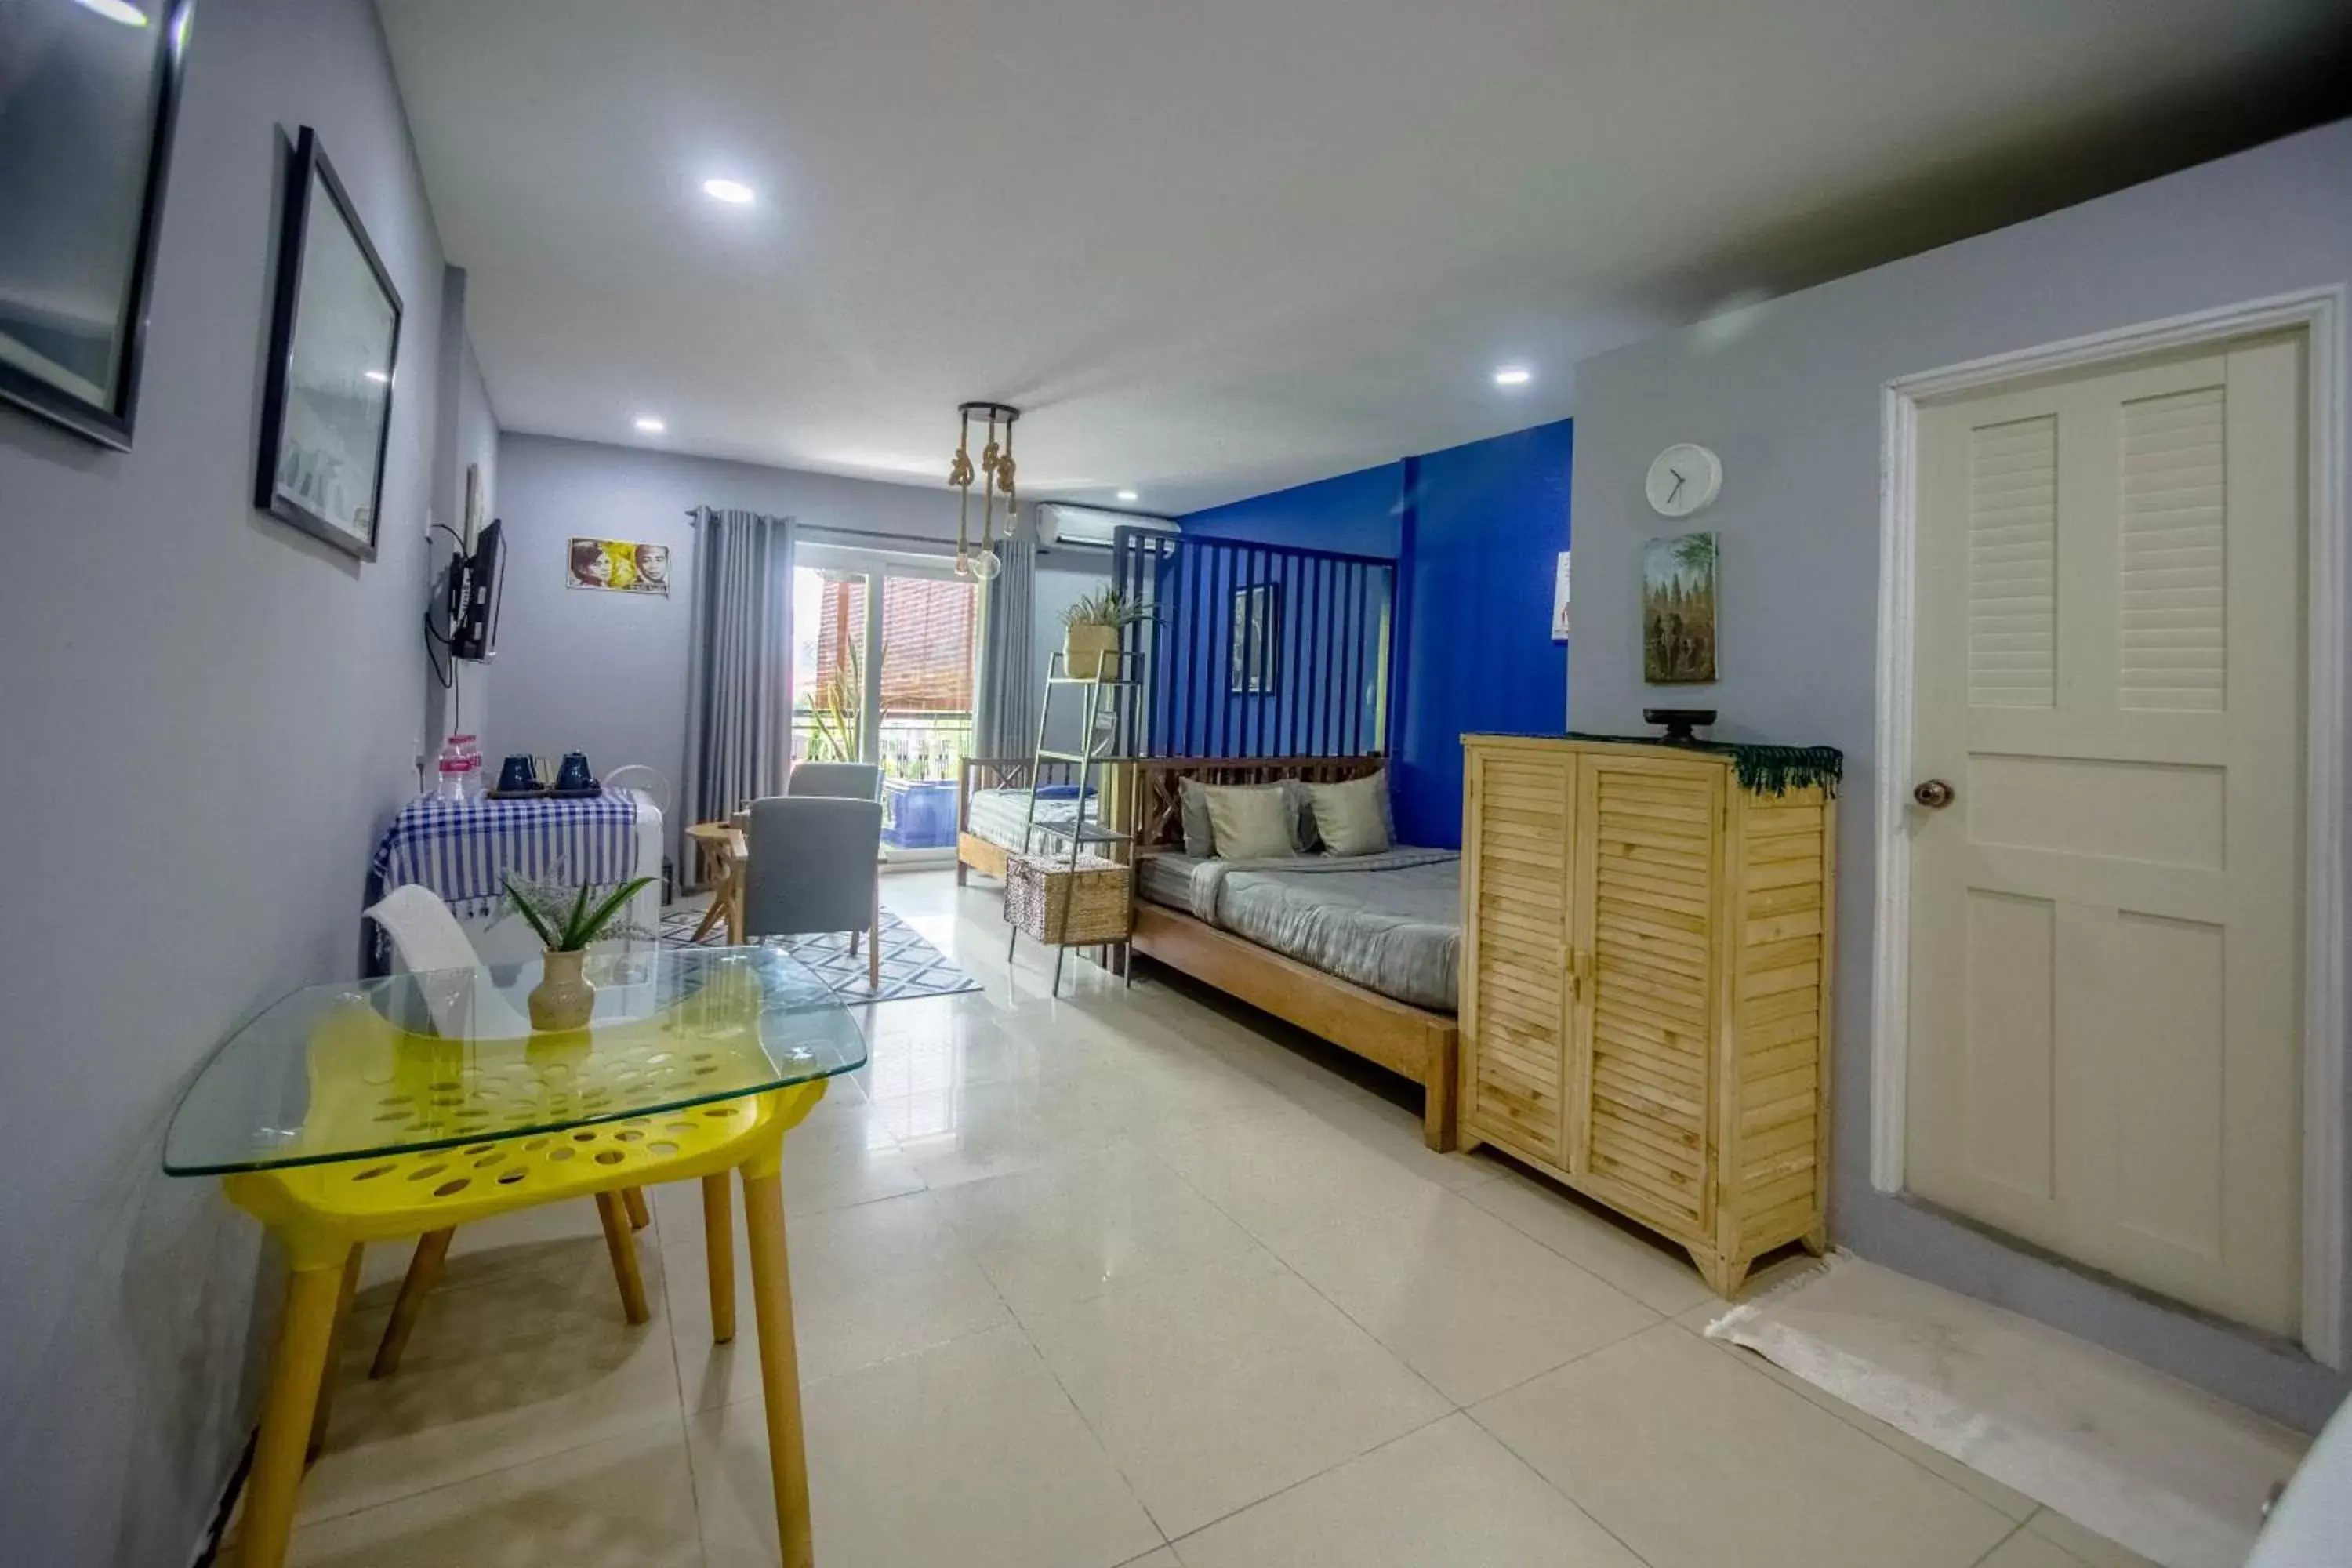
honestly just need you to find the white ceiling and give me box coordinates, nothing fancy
[377,0,2350,515]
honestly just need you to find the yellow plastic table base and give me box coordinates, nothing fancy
[226,1080,829,1568]
[223,1080,826,1268]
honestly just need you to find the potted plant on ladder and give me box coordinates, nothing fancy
[1060,586,1151,681]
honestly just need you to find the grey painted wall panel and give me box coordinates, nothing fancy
[1566,118,2352,1430]
[0,1,465,1559]
[488,434,967,853]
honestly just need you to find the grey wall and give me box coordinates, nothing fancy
[424,270,501,750]
[0,1,472,1559]
[489,434,965,847]
[1033,550,1113,753]
[1568,119,2352,1431]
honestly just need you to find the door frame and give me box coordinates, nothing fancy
[1869,286,2348,1365]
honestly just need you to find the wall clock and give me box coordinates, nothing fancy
[1646,443,1722,518]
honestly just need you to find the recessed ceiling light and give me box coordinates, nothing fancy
[1116,489,1139,503]
[73,0,150,25]
[1493,366,1533,387]
[701,177,756,206]
[363,368,390,384]
[634,415,666,434]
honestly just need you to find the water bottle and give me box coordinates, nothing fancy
[450,733,484,800]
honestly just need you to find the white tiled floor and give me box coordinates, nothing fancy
[279,871,2158,1567]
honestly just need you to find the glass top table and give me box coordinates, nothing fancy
[165,945,869,1177]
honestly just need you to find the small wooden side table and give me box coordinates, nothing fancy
[687,821,749,944]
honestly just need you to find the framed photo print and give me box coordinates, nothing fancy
[255,126,402,560]
[0,0,194,448]
[568,537,671,595]
[1229,581,1280,694]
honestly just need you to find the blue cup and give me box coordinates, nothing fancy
[555,751,593,792]
[497,754,539,793]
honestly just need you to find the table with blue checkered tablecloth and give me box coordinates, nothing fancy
[366,790,662,967]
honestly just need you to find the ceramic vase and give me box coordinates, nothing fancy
[528,948,596,1032]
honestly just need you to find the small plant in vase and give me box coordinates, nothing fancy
[503,873,658,1031]
[1060,585,1152,680]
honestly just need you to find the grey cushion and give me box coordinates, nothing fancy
[1180,778,1317,858]
[1177,779,1216,858]
[1205,784,1298,859]
[1306,770,1393,856]
[742,796,880,937]
[787,762,883,800]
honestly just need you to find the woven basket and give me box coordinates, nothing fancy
[1004,852,1132,946]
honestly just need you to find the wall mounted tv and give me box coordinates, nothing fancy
[446,517,505,661]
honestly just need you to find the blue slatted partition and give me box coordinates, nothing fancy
[1111,528,1396,758]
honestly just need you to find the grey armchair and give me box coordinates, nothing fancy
[787,761,883,800]
[743,796,884,989]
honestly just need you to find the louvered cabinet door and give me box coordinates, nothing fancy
[1566,753,1722,1243]
[1460,744,1575,1163]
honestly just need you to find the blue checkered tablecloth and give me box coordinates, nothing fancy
[369,791,641,926]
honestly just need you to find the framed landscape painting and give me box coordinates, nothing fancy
[0,0,194,448]
[1642,532,1718,684]
[255,127,402,560]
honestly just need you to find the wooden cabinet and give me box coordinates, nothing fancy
[1461,735,1835,1295]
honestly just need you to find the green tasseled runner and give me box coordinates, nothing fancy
[1555,734,1845,800]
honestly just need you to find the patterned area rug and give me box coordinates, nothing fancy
[659,905,982,1004]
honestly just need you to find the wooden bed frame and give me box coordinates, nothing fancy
[956,753,1461,1151]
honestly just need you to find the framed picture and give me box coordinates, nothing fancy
[1552,550,1573,641]
[568,537,670,595]
[255,126,402,560]
[0,0,194,448]
[1229,581,1279,694]
[1642,532,1719,684]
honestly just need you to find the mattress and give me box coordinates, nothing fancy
[1138,847,1461,1013]
[964,786,1098,851]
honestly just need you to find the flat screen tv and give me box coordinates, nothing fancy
[447,517,504,661]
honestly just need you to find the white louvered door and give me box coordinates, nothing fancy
[1907,335,2307,1335]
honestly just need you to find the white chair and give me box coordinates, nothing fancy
[364,884,532,1039]
[359,886,651,1379]
[602,764,677,904]
[601,763,673,819]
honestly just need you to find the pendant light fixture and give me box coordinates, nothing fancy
[949,401,1018,583]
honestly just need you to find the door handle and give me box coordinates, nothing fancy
[1912,779,1955,810]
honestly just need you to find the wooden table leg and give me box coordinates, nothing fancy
[241,1254,349,1568]
[307,1245,364,1461]
[623,1186,652,1230]
[742,1163,814,1568]
[690,879,729,942]
[702,1173,736,1343]
[595,1191,652,1324]
[372,1228,453,1379]
[690,837,731,942]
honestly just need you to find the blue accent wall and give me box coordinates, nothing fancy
[1181,463,1403,557]
[1396,419,1573,845]
[1175,418,1572,848]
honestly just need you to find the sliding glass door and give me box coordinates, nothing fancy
[791,545,979,861]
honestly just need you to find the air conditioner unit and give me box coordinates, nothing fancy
[1034,503,1177,550]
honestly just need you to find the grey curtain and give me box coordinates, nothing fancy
[681,508,796,869]
[973,530,1036,758]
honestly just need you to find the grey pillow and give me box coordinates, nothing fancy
[1178,778,1318,858]
[1177,778,1216,858]
[1306,770,1392,856]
